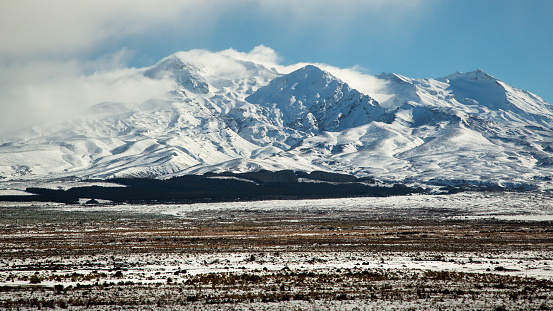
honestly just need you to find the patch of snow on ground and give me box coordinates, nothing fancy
[53,192,553,222]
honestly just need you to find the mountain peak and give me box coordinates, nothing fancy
[376,72,413,85]
[144,54,209,94]
[245,64,383,133]
[298,64,322,72]
[286,65,336,83]
[247,65,346,102]
[442,69,497,82]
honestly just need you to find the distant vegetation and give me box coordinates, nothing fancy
[1,170,426,204]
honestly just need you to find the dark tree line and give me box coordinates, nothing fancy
[2,170,425,204]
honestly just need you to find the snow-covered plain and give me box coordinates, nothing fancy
[1,192,553,309]
[56,191,553,223]
[45,192,553,281]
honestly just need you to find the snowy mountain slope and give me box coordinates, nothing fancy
[0,99,259,179]
[143,55,209,94]
[1,49,553,190]
[240,68,553,187]
[0,53,279,179]
[439,70,553,127]
[225,65,386,149]
[344,70,553,186]
[246,65,385,133]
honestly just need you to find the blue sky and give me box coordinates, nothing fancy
[119,0,552,103]
[1,0,552,108]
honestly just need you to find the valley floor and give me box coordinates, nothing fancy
[1,192,553,310]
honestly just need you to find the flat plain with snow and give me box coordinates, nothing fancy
[1,192,553,310]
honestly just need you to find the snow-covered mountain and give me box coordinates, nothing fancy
[2,50,553,190]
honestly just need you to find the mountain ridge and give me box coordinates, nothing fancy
[1,50,553,191]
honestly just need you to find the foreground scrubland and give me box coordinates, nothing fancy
[1,192,553,310]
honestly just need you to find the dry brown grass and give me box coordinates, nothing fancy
[1,206,553,310]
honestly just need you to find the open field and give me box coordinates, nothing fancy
[1,192,553,310]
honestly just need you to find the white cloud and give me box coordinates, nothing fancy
[0,1,428,136]
[0,0,431,59]
[312,65,392,103]
[252,0,431,33]
[172,46,391,102]
[256,0,425,18]
[163,45,390,101]
[0,44,393,137]
[0,53,174,136]
[0,0,233,58]
[220,45,282,68]
[217,46,391,102]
